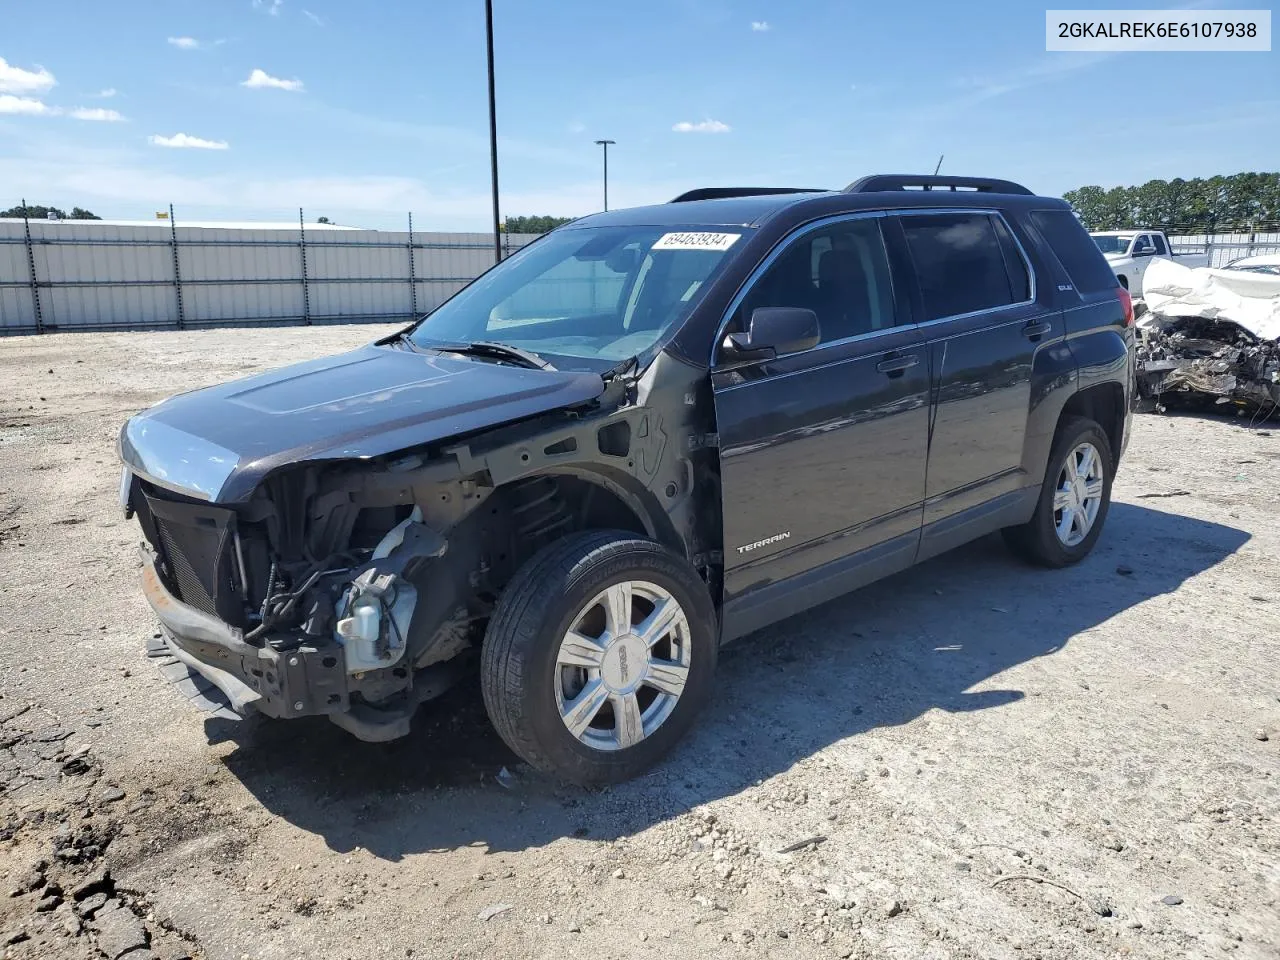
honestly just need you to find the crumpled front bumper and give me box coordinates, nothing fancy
[139,548,350,721]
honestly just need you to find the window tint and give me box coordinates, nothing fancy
[900,214,1019,321]
[1029,210,1121,294]
[992,215,1031,302]
[732,218,896,344]
[1152,233,1169,255]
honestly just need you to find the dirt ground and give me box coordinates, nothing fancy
[0,325,1277,960]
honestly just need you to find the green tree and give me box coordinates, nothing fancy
[316,216,331,224]
[1097,186,1135,230]
[2,204,66,219]
[1063,185,1106,228]
[503,215,574,234]
[0,203,100,220]
[1063,172,1280,232]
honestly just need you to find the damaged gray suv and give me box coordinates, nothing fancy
[120,176,1135,784]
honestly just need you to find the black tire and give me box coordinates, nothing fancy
[480,530,718,785]
[1003,416,1114,568]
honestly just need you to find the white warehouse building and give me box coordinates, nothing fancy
[0,217,538,335]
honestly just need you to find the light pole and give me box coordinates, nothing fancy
[485,0,502,263]
[594,139,616,211]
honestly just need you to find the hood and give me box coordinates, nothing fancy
[120,343,605,502]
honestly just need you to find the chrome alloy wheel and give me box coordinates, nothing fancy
[554,580,692,751]
[1053,441,1104,547]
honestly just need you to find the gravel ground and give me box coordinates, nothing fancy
[1,325,1277,960]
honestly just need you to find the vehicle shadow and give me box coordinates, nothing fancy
[210,502,1248,861]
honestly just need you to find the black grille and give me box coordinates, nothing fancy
[140,488,243,624]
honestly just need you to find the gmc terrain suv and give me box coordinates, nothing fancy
[119,175,1135,784]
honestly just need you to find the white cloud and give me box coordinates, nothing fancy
[672,119,731,134]
[568,120,586,134]
[0,57,55,95]
[253,0,284,15]
[71,107,125,122]
[94,88,118,98]
[149,132,229,150]
[0,94,54,115]
[167,36,201,49]
[242,68,304,92]
[750,20,771,31]
[303,8,325,25]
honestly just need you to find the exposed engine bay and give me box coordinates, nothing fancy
[1135,257,1280,419]
[1136,314,1280,416]
[124,354,723,740]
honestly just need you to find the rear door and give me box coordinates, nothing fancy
[712,213,931,640]
[893,210,1055,560]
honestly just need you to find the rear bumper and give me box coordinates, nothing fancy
[140,548,350,720]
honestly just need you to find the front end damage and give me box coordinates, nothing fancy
[121,353,721,740]
[1135,257,1280,417]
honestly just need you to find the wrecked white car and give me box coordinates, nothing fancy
[1136,258,1280,415]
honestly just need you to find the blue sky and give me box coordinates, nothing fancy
[0,0,1275,229]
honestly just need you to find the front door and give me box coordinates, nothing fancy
[711,213,931,641]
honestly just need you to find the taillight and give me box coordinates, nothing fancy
[1117,285,1134,327]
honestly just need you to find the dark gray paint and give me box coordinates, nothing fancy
[120,344,605,502]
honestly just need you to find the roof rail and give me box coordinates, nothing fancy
[845,175,1034,196]
[669,186,827,203]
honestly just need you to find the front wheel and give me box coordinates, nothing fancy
[480,531,718,785]
[1003,416,1114,567]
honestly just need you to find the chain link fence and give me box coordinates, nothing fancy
[1165,223,1280,267]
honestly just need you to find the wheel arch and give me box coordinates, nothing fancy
[488,463,687,561]
[1055,381,1125,465]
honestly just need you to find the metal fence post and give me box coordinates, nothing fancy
[169,203,186,329]
[299,207,311,324]
[407,211,418,319]
[20,199,44,334]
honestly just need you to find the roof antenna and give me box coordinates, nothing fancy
[933,154,944,175]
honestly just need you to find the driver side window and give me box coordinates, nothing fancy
[729,217,896,345]
[1132,235,1155,256]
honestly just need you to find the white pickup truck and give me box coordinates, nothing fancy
[1089,230,1209,293]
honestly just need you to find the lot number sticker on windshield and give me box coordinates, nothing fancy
[652,232,741,251]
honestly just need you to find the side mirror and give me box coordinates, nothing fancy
[723,307,821,362]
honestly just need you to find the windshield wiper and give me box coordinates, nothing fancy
[464,340,555,370]
[404,335,555,371]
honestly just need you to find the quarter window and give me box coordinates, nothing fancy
[731,218,897,345]
[900,213,1026,321]
[1030,210,1119,294]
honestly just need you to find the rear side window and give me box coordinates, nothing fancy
[1030,210,1121,294]
[1152,234,1169,255]
[900,213,1023,321]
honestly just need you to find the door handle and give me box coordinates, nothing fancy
[1022,320,1053,341]
[876,353,919,377]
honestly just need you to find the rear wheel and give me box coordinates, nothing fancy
[1003,416,1113,567]
[480,531,717,785]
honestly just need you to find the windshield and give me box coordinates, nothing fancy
[1091,235,1133,255]
[408,224,746,371]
